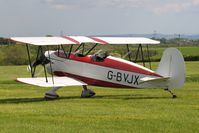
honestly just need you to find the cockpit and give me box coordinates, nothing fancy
[91,51,109,62]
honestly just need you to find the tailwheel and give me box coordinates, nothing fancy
[81,85,96,98]
[44,87,61,100]
[164,88,177,98]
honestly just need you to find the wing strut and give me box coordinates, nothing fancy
[126,44,132,61]
[40,47,48,83]
[134,44,140,62]
[75,43,83,52]
[57,45,61,56]
[26,44,33,77]
[82,43,85,54]
[47,46,54,85]
[32,46,41,77]
[85,43,98,55]
[134,44,145,67]
[60,45,68,58]
[140,44,145,67]
[146,44,152,69]
[68,44,73,58]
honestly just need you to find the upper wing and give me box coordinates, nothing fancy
[11,37,80,46]
[11,36,160,46]
[89,37,160,44]
[17,77,87,87]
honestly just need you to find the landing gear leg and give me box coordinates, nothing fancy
[45,87,61,99]
[164,88,177,98]
[81,85,96,98]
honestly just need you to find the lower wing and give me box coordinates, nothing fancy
[17,77,87,87]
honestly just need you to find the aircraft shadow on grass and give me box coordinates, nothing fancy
[0,94,170,104]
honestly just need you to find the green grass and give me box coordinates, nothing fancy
[0,62,199,133]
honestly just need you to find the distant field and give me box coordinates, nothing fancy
[0,62,198,133]
[149,46,199,61]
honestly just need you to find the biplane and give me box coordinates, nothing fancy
[10,36,185,99]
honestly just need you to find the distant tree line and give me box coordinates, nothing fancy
[0,37,16,45]
[0,37,199,65]
[158,38,199,46]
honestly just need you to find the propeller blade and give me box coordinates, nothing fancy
[27,65,31,72]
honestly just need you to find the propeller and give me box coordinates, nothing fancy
[27,64,44,77]
[28,53,50,78]
[32,53,50,67]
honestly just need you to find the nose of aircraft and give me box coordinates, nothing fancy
[32,53,50,67]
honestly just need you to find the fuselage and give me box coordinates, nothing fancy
[45,51,163,89]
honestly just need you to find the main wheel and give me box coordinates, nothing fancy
[81,89,95,98]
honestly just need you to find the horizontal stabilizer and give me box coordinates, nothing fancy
[139,77,170,84]
[17,77,87,87]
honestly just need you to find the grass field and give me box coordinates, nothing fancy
[0,62,199,133]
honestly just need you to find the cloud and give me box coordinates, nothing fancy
[192,0,199,5]
[152,0,199,15]
[152,2,191,15]
[92,0,150,8]
[41,0,151,9]
[41,0,77,10]
[52,4,67,10]
[41,0,199,14]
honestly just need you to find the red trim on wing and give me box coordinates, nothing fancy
[62,36,81,44]
[54,71,131,88]
[89,37,109,44]
[54,52,161,77]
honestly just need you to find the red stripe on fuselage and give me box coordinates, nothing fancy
[89,37,109,44]
[62,36,81,44]
[54,71,131,88]
[54,52,161,77]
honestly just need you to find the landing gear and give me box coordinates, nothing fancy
[44,86,95,99]
[45,87,61,99]
[164,88,177,98]
[81,85,96,98]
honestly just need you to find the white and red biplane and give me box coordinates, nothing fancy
[10,36,185,99]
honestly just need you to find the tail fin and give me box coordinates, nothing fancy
[156,48,185,89]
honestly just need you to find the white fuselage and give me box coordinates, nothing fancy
[45,51,167,89]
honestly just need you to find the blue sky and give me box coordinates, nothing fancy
[0,0,199,37]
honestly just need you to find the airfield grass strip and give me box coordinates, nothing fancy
[0,62,198,133]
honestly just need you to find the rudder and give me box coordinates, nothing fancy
[156,48,185,89]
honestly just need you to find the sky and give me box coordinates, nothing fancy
[0,0,199,37]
